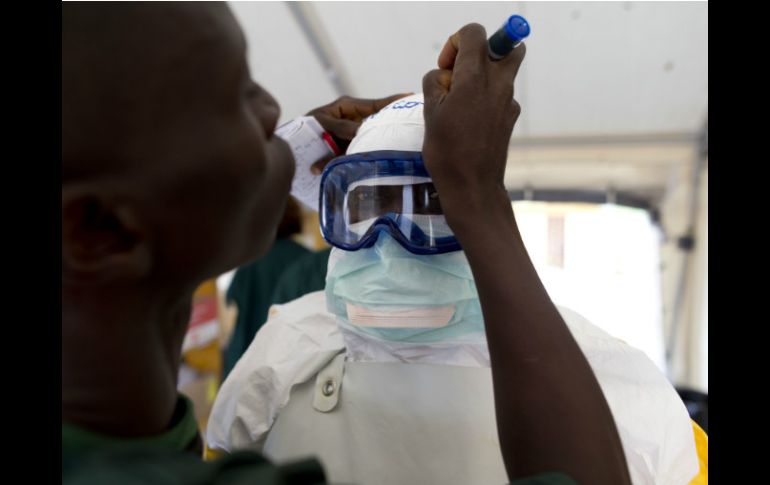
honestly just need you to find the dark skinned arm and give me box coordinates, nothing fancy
[306,93,411,171]
[422,23,632,485]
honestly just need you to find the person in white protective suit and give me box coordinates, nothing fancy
[207,94,701,485]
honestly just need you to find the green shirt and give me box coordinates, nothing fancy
[270,247,331,305]
[62,395,326,484]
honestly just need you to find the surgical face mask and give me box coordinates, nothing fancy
[325,233,485,344]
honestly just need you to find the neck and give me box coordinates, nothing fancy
[62,283,194,437]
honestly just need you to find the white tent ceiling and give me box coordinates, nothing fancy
[232,1,708,204]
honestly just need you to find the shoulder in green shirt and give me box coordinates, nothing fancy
[62,395,326,484]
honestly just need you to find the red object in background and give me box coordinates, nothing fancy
[182,280,219,353]
[188,296,217,330]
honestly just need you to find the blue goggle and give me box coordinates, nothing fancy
[319,150,461,255]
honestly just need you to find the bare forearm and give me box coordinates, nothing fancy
[422,22,630,484]
[448,191,631,484]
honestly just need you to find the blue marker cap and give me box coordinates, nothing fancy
[488,14,530,60]
[503,15,531,44]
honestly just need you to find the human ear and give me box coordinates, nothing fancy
[62,188,152,284]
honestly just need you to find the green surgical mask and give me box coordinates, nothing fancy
[325,233,485,344]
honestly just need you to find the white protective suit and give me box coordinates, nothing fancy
[208,291,699,485]
[207,94,699,485]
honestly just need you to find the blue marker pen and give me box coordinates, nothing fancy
[488,15,530,60]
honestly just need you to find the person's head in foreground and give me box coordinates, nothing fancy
[62,1,293,437]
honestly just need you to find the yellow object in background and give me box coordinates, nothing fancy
[688,420,708,485]
[179,279,224,454]
[203,444,225,461]
[184,339,221,378]
[182,280,221,356]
